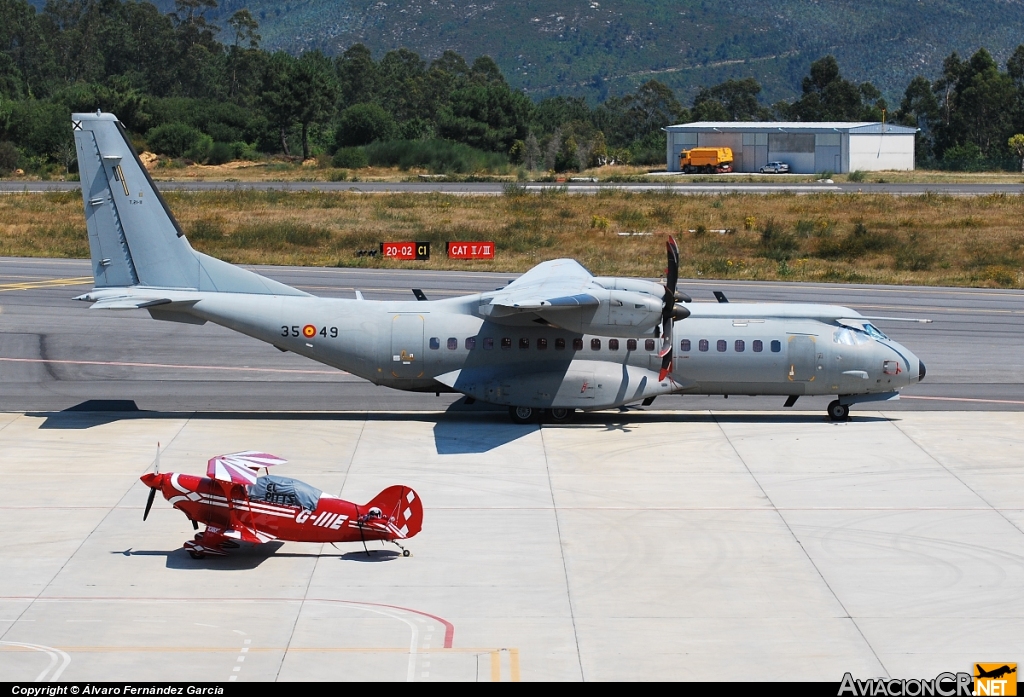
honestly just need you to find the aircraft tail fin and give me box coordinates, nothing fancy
[72,111,306,296]
[363,485,423,540]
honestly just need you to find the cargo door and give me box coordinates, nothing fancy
[786,334,818,382]
[390,314,425,379]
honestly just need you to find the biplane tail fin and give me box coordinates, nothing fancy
[365,485,423,539]
[71,111,306,296]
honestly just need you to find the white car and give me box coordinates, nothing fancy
[760,162,790,174]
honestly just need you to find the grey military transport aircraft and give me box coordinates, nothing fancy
[71,111,927,422]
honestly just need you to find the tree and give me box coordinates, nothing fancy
[1008,134,1024,172]
[260,51,298,156]
[289,50,338,160]
[335,103,396,147]
[789,56,868,121]
[692,77,768,121]
[227,9,260,49]
[335,43,378,109]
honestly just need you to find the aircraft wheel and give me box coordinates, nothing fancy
[548,408,574,423]
[402,549,411,557]
[827,400,850,421]
[188,550,205,560]
[509,406,536,424]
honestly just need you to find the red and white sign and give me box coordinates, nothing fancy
[381,242,430,260]
[447,241,495,259]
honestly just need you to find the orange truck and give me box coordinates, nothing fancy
[679,147,733,173]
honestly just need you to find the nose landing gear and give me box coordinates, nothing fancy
[827,400,850,421]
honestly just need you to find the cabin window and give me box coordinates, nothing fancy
[573,338,584,350]
[717,340,727,352]
[627,339,637,351]
[753,340,763,352]
[608,339,619,351]
[735,340,745,352]
[645,339,656,351]
[465,337,476,350]
[680,339,691,352]
[447,337,458,350]
[699,339,709,352]
[537,338,548,350]
[429,337,440,350]
[483,337,494,350]
[591,338,602,350]
[501,337,512,349]
[519,337,530,349]
[556,338,566,350]
[771,340,781,352]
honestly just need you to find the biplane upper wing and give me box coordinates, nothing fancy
[207,451,287,485]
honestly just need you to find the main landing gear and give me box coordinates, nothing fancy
[827,400,850,421]
[508,406,575,424]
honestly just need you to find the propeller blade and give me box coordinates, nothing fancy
[665,236,679,293]
[191,519,199,530]
[143,486,157,521]
[658,236,680,382]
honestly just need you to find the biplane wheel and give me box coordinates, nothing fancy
[509,406,536,424]
[827,400,850,421]
[402,549,411,557]
[188,550,205,560]
[547,408,574,423]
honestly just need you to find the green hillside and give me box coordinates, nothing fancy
[131,0,1024,102]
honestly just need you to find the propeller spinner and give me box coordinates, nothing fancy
[659,236,689,381]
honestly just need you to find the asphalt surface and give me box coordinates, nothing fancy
[2,256,1022,414]
[2,179,1024,196]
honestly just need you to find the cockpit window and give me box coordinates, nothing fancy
[862,323,888,340]
[833,327,872,346]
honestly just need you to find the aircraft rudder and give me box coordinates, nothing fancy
[366,485,423,538]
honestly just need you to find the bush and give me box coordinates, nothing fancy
[848,170,866,182]
[363,139,507,173]
[207,142,234,165]
[146,123,203,158]
[335,103,398,148]
[0,141,20,174]
[332,147,369,169]
[941,143,985,171]
[184,134,214,163]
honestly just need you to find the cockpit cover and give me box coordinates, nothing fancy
[248,475,321,511]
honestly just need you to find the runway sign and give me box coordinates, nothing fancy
[381,242,430,260]
[447,242,495,259]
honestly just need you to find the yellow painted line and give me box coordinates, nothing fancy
[510,648,521,682]
[491,650,501,681]
[0,276,92,292]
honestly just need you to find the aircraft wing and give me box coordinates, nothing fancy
[483,259,599,318]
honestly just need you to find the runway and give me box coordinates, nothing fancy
[0,409,1021,681]
[2,180,1024,196]
[1,256,1023,414]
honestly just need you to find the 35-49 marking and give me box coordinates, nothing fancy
[282,325,338,338]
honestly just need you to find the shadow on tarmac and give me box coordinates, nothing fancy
[27,398,895,441]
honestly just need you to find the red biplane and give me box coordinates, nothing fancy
[141,450,423,559]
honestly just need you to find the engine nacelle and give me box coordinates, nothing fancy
[536,289,663,337]
[593,277,666,298]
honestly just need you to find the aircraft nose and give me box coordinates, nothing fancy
[918,359,926,382]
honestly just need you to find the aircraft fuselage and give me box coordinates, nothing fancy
[185,293,923,411]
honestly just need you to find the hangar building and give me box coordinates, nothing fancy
[664,121,918,174]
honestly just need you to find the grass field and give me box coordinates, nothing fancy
[2,189,1023,288]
